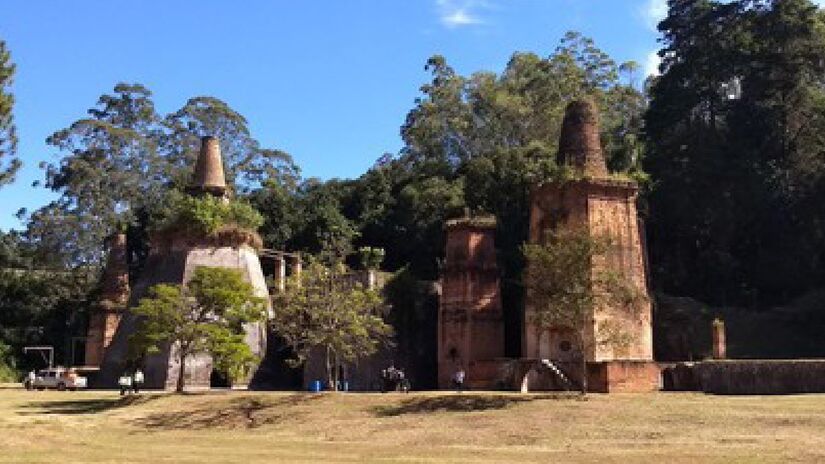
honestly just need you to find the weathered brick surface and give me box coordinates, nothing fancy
[190,135,227,195]
[97,137,270,390]
[84,312,123,367]
[438,217,505,388]
[85,233,129,366]
[712,319,727,359]
[97,241,271,390]
[587,360,660,393]
[557,99,608,178]
[524,100,653,367]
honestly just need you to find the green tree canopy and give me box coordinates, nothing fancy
[24,83,298,268]
[522,229,646,393]
[645,0,825,306]
[131,266,267,392]
[0,39,20,187]
[271,259,392,390]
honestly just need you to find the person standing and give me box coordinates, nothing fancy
[132,368,145,394]
[453,367,466,392]
[118,371,132,396]
[25,370,35,391]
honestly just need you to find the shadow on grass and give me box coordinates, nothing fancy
[0,383,24,390]
[372,393,581,417]
[132,394,323,430]
[19,394,162,415]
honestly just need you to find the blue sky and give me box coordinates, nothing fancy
[0,0,695,230]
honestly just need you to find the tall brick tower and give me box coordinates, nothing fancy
[98,136,270,390]
[438,215,504,388]
[189,135,228,196]
[84,232,129,366]
[524,99,656,392]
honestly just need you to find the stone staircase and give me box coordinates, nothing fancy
[540,359,575,391]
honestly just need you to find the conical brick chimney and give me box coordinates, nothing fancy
[557,99,607,178]
[191,136,228,196]
[85,232,129,366]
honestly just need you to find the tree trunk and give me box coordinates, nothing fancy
[579,346,588,396]
[333,351,340,392]
[177,349,186,393]
[325,346,335,391]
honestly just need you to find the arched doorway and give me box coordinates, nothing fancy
[537,326,579,362]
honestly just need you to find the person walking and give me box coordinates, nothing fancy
[132,368,145,394]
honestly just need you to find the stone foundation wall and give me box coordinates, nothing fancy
[586,360,660,393]
[663,360,825,394]
[493,358,659,393]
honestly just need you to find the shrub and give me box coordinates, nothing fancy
[0,341,18,382]
[153,191,264,237]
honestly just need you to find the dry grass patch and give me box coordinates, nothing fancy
[1,386,825,463]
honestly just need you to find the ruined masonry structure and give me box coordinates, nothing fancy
[438,216,505,389]
[84,232,130,367]
[98,136,271,390]
[524,99,657,392]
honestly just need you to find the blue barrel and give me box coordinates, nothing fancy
[309,380,322,392]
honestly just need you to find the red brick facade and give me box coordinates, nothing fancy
[523,99,654,391]
[437,217,505,388]
[84,233,129,366]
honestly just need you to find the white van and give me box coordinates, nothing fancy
[26,367,87,391]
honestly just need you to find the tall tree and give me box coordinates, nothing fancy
[160,96,299,193]
[131,267,267,392]
[347,33,645,357]
[522,229,646,394]
[26,85,298,268]
[29,83,160,266]
[0,39,20,187]
[0,267,95,371]
[645,0,825,306]
[271,259,392,390]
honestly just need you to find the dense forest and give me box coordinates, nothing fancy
[2,0,825,377]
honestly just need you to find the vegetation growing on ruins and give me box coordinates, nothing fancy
[131,267,267,391]
[3,0,825,376]
[522,229,647,393]
[151,191,264,239]
[271,259,392,390]
[21,84,298,267]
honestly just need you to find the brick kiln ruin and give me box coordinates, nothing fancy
[437,216,504,389]
[94,136,272,390]
[438,99,659,392]
[84,232,129,367]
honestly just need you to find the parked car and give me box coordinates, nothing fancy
[25,367,87,391]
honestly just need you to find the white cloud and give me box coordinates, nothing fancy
[443,9,480,27]
[642,0,667,31]
[645,50,662,77]
[436,0,490,28]
[641,0,666,77]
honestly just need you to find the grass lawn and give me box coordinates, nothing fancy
[1,385,825,463]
